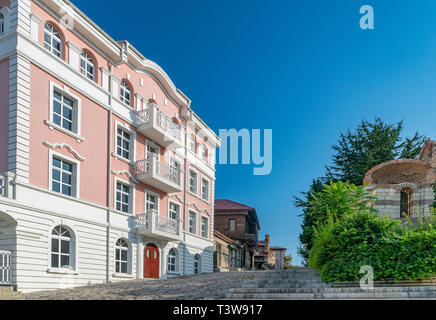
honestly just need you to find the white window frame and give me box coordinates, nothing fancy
[48,225,77,272]
[47,81,83,140]
[168,200,181,221]
[189,133,196,153]
[193,254,201,274]
[113,177,135,215]
[48,150,80,198]
[120,80,132,106]
[201,215,209,239]
[201,177,209,202]
[167,248,178,273]
[114,121,136,163]
[80,50,95,81]
[188,210,197,235]
[188,168,198,195]
[114,238,130,275]
[145,189,160,213]
[44,22,62,58]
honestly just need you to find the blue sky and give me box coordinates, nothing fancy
[73,0,436,265]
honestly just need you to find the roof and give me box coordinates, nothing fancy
[270,246,287,251]
[214,231,240,247]
[215,199,255,212]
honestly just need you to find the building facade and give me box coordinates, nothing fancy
[0,0,220,292]
[213,230,241,272]
[214,199,260,269]
[363,139,436,220]
[254,234,286,271]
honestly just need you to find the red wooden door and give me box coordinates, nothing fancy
[144,245,159,279]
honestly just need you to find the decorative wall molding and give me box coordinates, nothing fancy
[43,142,85,161]
[186,202,210,215]
[168,193,183,203]
[111,170,138,184]
[395,182,418,192]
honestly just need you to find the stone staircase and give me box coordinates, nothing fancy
[0,286,22,299]
[225,268,436,300]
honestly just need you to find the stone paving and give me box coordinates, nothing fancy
[8,271,259,300]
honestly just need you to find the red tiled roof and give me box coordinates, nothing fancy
[215,199,255,212]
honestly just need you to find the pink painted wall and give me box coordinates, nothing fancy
[0,59,9,173]
[29,64,109,206]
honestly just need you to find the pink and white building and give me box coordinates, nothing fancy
[0,0,221,292]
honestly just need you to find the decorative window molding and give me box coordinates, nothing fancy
[168,200,181,221]
[200,215,209,239]
[113,121,136,164]
[145,189,160,213]
[167,248,178,272]
[44,22,63,58]
[114,238,131,275]
[395,182,418,192]
[188,210,197,235]
[80,50,95,81]
[49,225,77,272]
[44,142,85,161]
[188,167,198,195]
[48,149,81,198]
[113,177,135,214]
[111,170,138,184]
[48,81,82,139]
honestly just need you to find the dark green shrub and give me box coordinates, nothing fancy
[309,211,436,282]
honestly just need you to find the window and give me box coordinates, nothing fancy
[189,134,196,153]
[80,50,95,80]
[52,90,74,132]
[188,211,197,234]
[0,13,4,36]
[116,127,131,160]
[229,219,236,231]
[400,188,412,218]
[167,248,177,272]
[51,226,72,269]
[201,178,209,201]
[145,192,158,211]
[189,169,198,194]
[116,182,130,213]
[52,157,74,196]
[194,254,201,274]
[44,23,62,57]
[201,216,208,238]
[169,202,180,220]
[115,238,129,274]
[200,145,208,162]
[120,80,132,105]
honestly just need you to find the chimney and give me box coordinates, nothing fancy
[265,234,270,250]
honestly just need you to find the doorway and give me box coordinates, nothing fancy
[144,243,159,279]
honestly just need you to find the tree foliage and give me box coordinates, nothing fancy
[326,118,426,185]
[294,118,427,264]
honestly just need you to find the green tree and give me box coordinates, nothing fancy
[326,118,426,185]
[283,254,293,269]
[295,118,426,264]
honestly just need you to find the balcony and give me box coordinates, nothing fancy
[135,209,181,241]
[135,103,182,148]
[135,154,183,193]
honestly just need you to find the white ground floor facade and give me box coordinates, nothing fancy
[0,178,214,293]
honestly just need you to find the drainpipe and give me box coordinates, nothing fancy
[182,119,188,275]
[106,63,114,283]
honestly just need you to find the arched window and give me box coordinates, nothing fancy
[115,238,129,274]
[0,13,4,36]
[167,248,177,272]
[44,23,62,57]
[400,187,412,218]
[51,226,72,269]
[120,80,132,106]
[80,50,95,80]
[193,254,201,274]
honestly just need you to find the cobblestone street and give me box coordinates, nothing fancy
[9,272,258,300]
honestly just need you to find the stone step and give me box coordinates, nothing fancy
[229,285,436,294]
[0,286,22,299]
[226,290,436,300]
[242,280,331,289]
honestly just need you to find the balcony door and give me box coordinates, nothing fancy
[144,243,159,279]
